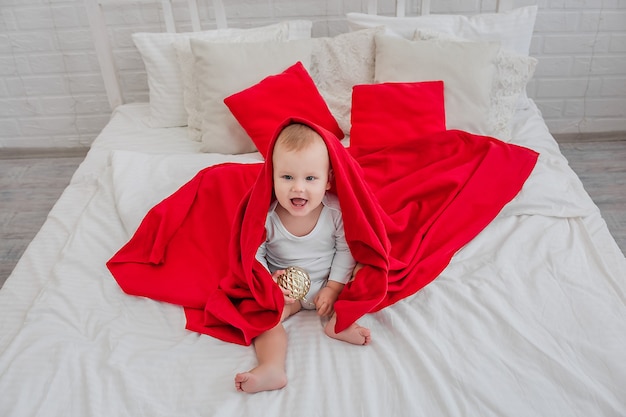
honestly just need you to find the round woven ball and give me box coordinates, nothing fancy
[277,266,311,300]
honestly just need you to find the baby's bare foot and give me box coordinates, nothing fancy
[325,320,371,345]
[234,365,287,393]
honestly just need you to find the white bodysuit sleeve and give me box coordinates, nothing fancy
[327,205,356,284]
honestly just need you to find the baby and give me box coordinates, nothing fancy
[235,123,370,393]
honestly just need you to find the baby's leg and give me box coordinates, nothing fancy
[235,302,301,393]
[235,324,288,393]
[324,313,371,345]
[281,299,302,321]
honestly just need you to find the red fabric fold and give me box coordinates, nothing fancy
[349,130,539,309]
[107,120,538,346]
[108,163,262,310]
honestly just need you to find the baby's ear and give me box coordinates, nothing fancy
[327,169,334,190]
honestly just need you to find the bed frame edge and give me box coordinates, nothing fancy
[85,0,123,110]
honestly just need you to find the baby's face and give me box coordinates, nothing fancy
[272,136,331,219]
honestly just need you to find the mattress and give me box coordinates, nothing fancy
[1,97,625,416]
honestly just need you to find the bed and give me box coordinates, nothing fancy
[1,0,625,415]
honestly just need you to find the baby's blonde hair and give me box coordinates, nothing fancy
[274,123,323,152]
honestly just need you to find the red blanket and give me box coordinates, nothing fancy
[107,118,538,345]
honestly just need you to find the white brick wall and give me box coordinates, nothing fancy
[528,0,626,134]
[0,0,624,149]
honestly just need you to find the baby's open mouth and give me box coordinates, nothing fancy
[291,198,307,207]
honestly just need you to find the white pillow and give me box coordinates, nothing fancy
[186,27,380,149]
[173,21,312,139]
[347,5,537,56]
[309,27,383,135]
[190,39,312,154]
[132,21,312,129]
[414,29,537,141]
[375,34,500,137]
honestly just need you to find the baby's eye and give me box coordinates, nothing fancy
[306,176,316,181]
[282,175,293,180]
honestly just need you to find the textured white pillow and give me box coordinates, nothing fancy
[309,27,383,135]
[375,34,500,136]
[190,39,312,154]
[133,21,312,129]
[173,21,313,139]
[414,29,537,141]
[347,5,537,56]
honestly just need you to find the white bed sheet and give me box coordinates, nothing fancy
[1,100,625,417]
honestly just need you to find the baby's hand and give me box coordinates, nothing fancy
[314,286,340,317]
[272,269,296,304]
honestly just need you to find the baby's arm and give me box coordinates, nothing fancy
[315,207,356,315]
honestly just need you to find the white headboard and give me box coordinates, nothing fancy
[85,0,514,111]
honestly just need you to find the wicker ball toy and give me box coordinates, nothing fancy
[276,266,311,300]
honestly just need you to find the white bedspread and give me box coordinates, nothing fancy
[1,101,625,417]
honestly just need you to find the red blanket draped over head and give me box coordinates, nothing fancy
[107,117,538,346]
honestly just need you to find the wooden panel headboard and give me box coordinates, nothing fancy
[84,0,514,111]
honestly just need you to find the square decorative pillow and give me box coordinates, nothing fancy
[349,81,446,149]
[374,34,500,137]
[132,21,312,129]
[308,27,383,136]
[190,38,312,154]
[173,21,312,139]
[347,5,537,56]
[224,61,343,158]
[413,29,537,141]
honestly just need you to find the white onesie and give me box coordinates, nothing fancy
[255,194,355,309]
